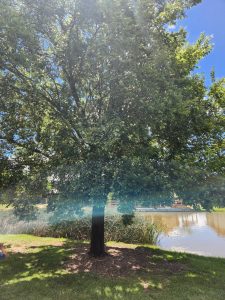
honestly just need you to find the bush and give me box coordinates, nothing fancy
[35,215,160,245]
[105,216,160,244]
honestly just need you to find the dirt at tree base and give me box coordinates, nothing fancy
[66,244,186,277]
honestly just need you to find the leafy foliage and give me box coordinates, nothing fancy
[0,0,224,219]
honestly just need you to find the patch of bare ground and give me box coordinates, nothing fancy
[66,244,186,277]
[5,241,64,254]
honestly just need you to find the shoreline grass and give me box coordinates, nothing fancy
[0,234,225,300]
[213,207,225,212]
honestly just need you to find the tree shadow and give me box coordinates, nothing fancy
[1,241,224,300]
[0,241,187,281]
[0,243,161,299]
[65,242,187,277]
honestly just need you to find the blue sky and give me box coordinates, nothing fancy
[177,0,225,86]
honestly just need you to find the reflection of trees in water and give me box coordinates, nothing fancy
[181,214,198,227]
[142,213,201,234]
[139,213,180,234]
[138,212,225,237]
[178,214,200,235]
[206,213,225,237]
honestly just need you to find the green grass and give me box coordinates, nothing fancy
[0,234,225,300]
[0,204,13,211]
[0,204,47,211]
[213,207,225,212]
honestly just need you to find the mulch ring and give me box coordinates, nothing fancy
[66,244,186,277]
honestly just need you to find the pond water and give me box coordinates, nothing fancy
[138,212,225,258]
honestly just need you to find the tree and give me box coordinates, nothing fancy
[0,0,224,256]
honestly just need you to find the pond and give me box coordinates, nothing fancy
[138,212,225,258]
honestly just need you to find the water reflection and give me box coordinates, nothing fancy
[207,213,225,237]
[138,212,225,257]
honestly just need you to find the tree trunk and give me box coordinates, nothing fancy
[89,205,106,257]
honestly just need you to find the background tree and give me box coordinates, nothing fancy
[0,0,224,256]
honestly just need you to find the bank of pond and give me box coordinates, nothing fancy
[0,234,225,300]
[1,207,225,258]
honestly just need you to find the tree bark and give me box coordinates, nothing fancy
[89,205,106,257]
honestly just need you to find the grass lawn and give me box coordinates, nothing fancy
[0,204,47,211]
[213,207,225,212]
[0,204,13,211]
[0,235,225,300]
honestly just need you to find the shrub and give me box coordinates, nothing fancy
[37,215,160,245]
[105,216,160,244]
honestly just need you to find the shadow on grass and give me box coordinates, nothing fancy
[0,241,225,300]
[0,243,159,300]
[65,242,188,277]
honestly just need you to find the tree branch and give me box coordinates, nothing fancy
[3,67,85,146]
[0,135,51,158]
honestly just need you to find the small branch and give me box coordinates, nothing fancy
[4,70,84,146]
[0,135,51,158]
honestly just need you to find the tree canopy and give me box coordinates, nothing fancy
[0,0,224,254]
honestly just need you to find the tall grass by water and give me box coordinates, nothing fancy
[0,210,160,245]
